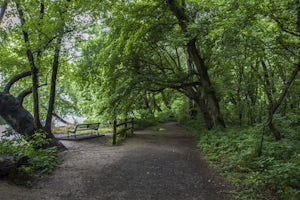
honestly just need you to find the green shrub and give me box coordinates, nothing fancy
[155,109,175,123]
[134,118,157,129]
[0,130,61,178]
[183,120,300,200]
[171,97,190,122]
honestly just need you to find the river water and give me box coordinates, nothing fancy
[0,124,9,140]
[0,125,8,133]
[0,115,86,140]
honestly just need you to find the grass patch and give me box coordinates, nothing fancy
[152,127,167,131]
[53,125,111,135]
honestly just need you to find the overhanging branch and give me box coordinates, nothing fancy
[4,71,32,93]
[17,83,47,105]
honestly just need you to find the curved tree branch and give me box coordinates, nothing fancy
[17,83,47,105]
[4,71,32,93]
[272,62,300,114]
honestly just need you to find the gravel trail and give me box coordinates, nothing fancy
[0,122,231,200]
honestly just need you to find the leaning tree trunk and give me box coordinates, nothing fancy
[0,92,66,150]
[186,40,225,128]
[179,87,214,130]
[194,95,214,130]
[166,0,225,128]
[0,92,35,137]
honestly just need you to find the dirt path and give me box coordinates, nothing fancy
[0,122,231,200]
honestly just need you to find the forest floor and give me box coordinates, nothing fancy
[0,122,231,200]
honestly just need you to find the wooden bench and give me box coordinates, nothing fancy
[67,123,100,138]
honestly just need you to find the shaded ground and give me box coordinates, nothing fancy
[0,122,231,200]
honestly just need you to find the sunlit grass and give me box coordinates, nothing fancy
[52,126,112,135]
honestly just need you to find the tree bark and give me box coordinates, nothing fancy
[16,3,43,130]
[0,155,29,177]
[165,0,225,128]
[4,71,32,93]
[261,60,281,140]
[44,34,63,133]
[186,40,225,128]
[193,94,214,129]
[0,92,35,136]
[261,60,300,140]
[178,87,214,129]
[186,49,197,118]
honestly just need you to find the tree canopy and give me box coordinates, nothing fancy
[0,0,299,135]
[1,0,300,198]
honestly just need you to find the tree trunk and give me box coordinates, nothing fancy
[187,40,225,128]
[267,116,281,140]
[176,87,214,129]
[261,60,300,140]
[194,96,214,130]
[16,3,43,130]
[44,34,63,133]
[261,60,281,140]
[0,155,29,177]
[166,0,225,128]
[0,92,35,136]
[186,49,197,118]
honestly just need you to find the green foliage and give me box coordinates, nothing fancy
[170,96,190,123]
[0,131,60,177]
[183,116,300,200]
[154,109,175,123]
[134,114,157,130]
[1,0,300,195]
[106,134,126,146]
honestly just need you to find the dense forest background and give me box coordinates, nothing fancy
[0,0,299,199]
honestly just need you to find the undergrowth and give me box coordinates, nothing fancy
[0,130,61,183]
[182,117,300,200]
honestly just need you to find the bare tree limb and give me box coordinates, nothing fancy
[52,112,72,125]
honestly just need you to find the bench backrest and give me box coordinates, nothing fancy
[75,123,100,131]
